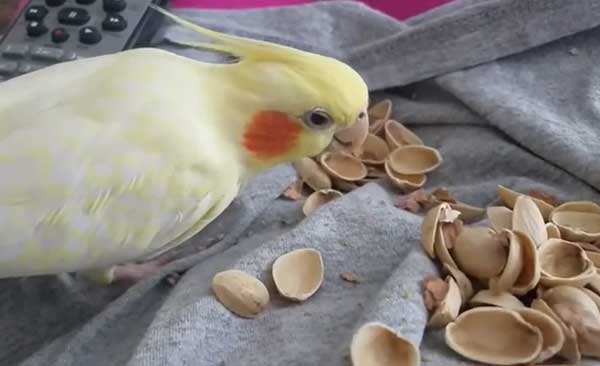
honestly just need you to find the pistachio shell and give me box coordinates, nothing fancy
[272,248,323,301]
[511,230,541,295]
[387,145,442,175]
[531,298,581,363]
[319,152,367,181]
[469,289,525,310]
[350,322,420,366]
[368,118,386,136]
[211,270,270,318]
[584,288,600,310]
[546,222,561,239]
[489,231,523,294]
[358,134,390,165]
[514,308,565,363]
[384,160,427,191]
[384,119,424,150]
[586,250,600,268]
[543,285,600,358]
[420,204,446,258]
[445,307,543,365]
[333,114,369,154]
[428,276,462,328]
[367,99,392,121]
[453,227,508,280]
[589,273,600,295]
[449,202,485,223]
[443,263,474,303]
[551,211,600,243]
[551,200,600,215]
[512,195,548,247]
[292,158,332,191]
[434,225,458,269]
[497,185,554,220]
[538,239,596,288]
[487,206,513,232]
[331,177,359,192]
[302,189,343,216]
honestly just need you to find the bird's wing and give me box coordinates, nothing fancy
[0,49,240,278]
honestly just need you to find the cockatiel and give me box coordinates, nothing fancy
[0,6,369,286]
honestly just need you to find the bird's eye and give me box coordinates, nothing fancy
[358,111,366,119]
[304,109,333,129]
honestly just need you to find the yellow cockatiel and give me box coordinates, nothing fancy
[0,6,369,285]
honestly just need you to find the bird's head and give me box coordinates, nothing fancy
[153,6,370,173]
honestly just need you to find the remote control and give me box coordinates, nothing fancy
[0,0,166,82]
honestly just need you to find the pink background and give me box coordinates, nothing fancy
[169,0,455,20]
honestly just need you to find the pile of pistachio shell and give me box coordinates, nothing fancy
[420,185,600,365]
[287,99,443,216]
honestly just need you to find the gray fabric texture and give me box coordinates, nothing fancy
[3,0,600,365]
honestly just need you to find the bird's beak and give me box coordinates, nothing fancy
[333,111,369,155]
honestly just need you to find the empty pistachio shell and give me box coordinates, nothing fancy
[445,307,543,365]
[368,118,386,136]
[510,230,541,295]
[497,185,554,220]
[489,231,523,294]
[543,285,600,358]
[211,270,270,318]
[335,118,369,157]
[550,201,600,242]
[538,239,596,288]
[443,263,474,303]
[514,307,565,363]
[384,160,427,191]
[487,206,513,232]
[428,276,462,328]
[350,322,420,366]
[546,222,561,239]
[319,152,367,182]
[453,227,508,280]
[434,225,459,269]
[384,119,424,150]
[449,202,485,223]
[357,134,389,165]
[272,248,324,301]
[367,99,392,121]
[421,203,447,258]
[292,158,332,191]
[469,289,525,310]
[302,189,343,216]
[512,195,547,247]
[531,298,581,363]
[387,145,442,175]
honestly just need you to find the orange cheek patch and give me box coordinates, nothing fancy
[243,110,302,160]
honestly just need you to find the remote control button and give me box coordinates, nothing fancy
[76,0,96,4]
[79,27,101,44]
[102,14,127,31]
[58,8,90,26]
[0,62,18,75]
[1,44,30,58]
[26,21,48,37]
[45,0,66,6]
[63,51,78,61]
[103,0,126,12]
[25,6,48,21]
[31,46,64,61]
[51,28,70,43]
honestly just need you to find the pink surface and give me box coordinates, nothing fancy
[170,0,455,20]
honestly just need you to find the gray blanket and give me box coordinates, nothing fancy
[3,0,600,365]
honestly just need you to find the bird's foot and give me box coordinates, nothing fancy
[81,256,183,288]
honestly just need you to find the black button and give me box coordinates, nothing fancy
[76,0,96,4]
[51,28,70,43]
[58,8,90,25]
[45,0,66,6]
[79,26,101,44]
[24,6,48,21]
[26,21,48,37]
[103,0,126,12]
[102,14,127,31]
